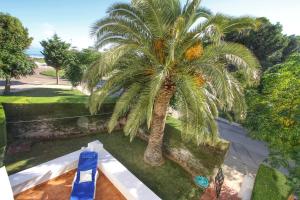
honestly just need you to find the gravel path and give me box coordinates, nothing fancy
[0,66,72,93]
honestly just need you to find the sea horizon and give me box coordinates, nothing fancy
[26,47,44,58]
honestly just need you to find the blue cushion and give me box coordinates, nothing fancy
[70,151,99,200]
[70,182,95,200]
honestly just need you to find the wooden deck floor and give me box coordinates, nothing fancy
[15,169,126,200]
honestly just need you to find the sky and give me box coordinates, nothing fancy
[1,0,299,51]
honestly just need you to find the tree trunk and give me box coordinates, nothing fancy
[144,85,175,166]
[56,69,59,85]
[4,77,11,95]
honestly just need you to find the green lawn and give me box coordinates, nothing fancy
[0,88,118,104]
[0,88,88,104]
[5,132,203,200]
[251,165,293,200]
[32,57,45,63]
[40,69,66,78]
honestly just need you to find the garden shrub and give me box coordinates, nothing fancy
[244,54,300,194]
[3,103,115,121]
[252,165,293,200]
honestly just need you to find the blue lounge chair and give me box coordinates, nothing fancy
[70,151,99,200]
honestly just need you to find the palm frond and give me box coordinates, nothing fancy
[175,73,218,144]
[207,42,260,84]
[192,14,258,44]
[88,65,146,114]
[91,16,148,46]
[108,83,142,132]
[123,89,150,141]
[83,44,137,90]
[107,3,151,37]
[195,7,212,19]
[146,70,167,128]
[132,0,165,37]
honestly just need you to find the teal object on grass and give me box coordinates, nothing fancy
[194,176,209,188]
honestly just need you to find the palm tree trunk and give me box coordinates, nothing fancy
[4,77,11,95]
[144,86,175,166]
[56,69,59,85]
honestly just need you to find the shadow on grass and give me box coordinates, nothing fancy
[6,88,85,97]
[0,80,26,86]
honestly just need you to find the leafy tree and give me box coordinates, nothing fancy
[226,17,289,71]
[40,34,72,84]
[65,48,101,87]
[85,0,259,166]
[246,54,300,140]
[64,56,82,87]
[0,13,36,94]
[263,54,300,127]
[77,48,101,65]
[244,53,300,194]
[282,35,300,61]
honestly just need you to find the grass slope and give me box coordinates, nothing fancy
[251,165,293,200]
[0,88,88,104]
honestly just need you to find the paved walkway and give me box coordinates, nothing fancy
[0,66,71,93]
[217,119,269,175]
[216,119,269,199]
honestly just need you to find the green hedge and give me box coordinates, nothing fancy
[0,104,7,167]
[252,165,293,200]
[3,103,114,121]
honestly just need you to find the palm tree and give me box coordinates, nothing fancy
[85,0,260,166]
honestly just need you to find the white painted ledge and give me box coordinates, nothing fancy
[8,140,161,200]
[98,148,160,200]
[9,149,81,195]
[0,167,14,200]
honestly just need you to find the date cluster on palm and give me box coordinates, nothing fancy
[185,42,204,61]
